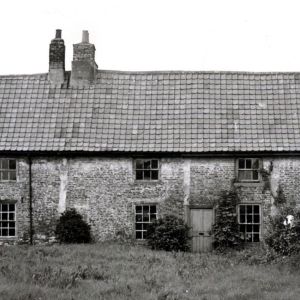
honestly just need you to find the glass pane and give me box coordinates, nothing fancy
[135,160,143,169]
[143,170,151,180]
[253,225,260,233]
[151,160,158,169]
[239,224,245,233]
[238,159,245,169]
[1,160,8,169]
[246,233,253,242]
[252,159,259,169]
[246,225,253,233]
[136,231,142,239]
[246,159,252,169]
[150,214,156,221]
[143,230,148,239]
[9,213,14,221]
[2,213,7,220]
[240,205,245,214]
[143,160,151,169]
[9,229,15,236]
[2,229,8,236]
[136,170,143,180]
[2,204,8,212]
[151,170,158,180]
[9,171,16,181]
[254,215,260,223]
[254,205,259,214]
[238,170,252,181]
[143,223,149,232]
[247,215,253,223]
[136,223,142,230]
[143,206,149,213]
[240,214,245,223]
[136,206,142,214]
[9,160,16,170]
[252,171,259,180]
[143,213,149,222]
[247,206,253,214]
[136,215,142,222]
[253,234,260,242]
[2,222,8,228]
[2,171,9,180]
[150,205,156,213]
[9,204,15,212]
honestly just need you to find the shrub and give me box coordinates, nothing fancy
[55,209,92,243]
[212,189,244,250]
[147,214,190,252]
[264,206,300,256]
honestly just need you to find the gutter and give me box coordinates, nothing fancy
[28,156,33,245]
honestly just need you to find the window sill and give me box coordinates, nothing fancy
[234,181,264,187]
[133,180,161,185]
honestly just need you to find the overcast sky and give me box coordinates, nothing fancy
[1,0,300,74]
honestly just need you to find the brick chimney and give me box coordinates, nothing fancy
[48,29,65,86]
[70,30,98,87]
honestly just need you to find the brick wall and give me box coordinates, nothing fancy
[0,155,299,243]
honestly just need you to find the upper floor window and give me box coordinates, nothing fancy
[237,158,260,182]
[0,159,16,182]
[135,159,159,181]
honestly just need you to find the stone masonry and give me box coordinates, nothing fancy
[0,155,299,243]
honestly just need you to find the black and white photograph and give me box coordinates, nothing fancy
[0,0,300,299]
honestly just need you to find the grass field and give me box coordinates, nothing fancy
[0,242,299,300]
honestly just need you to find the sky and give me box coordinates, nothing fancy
[1,0,300,74]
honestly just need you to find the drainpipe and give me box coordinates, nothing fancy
[28,156,33,245]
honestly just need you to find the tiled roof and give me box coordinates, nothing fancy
[0,70,300,153]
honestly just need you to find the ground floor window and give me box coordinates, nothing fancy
[238,204,260,242]
[0,203,16,237]
[135,204,157,240]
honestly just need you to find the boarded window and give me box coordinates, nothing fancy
[135,159,159,181]
[135,204,157,240]
[237,158,260,181]
[0,159,17,181]
[0,203,16,237]
[238,204,260,242]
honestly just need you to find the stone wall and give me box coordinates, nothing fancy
[0,155,300,243]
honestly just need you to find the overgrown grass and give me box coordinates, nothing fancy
[0,242,299,299]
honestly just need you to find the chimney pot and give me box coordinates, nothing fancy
[55,29,62,39]
[82,30,89,43]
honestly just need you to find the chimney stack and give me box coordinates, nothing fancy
[70,30,98,87]
[48,29,65,86]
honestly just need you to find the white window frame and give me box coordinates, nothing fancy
[236,158,261,182]
[134,159,159,181]
[0,159,17,182]
[238,204,261,242]
[135,204,157,240]
[0,203,16,237]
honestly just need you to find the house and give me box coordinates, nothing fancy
[0,29,300,252]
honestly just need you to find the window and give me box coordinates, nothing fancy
[238,204,260,242]
[0,203,16,237]
[135,204,157,239]
[135,159,159,181]
[0,159,17,181]
[237,158,260,182]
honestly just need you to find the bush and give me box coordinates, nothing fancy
[147,215,190,252]
[55,209,92,243]
[213,190,244,250]
[264,206,300,256]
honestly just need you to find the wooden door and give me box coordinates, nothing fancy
[190,209,213,252]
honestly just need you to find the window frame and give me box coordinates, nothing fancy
[236,158,261,182]
[0,158,17,182]
[135,204,158,240]
[0,202,17,238]
[134,158,160,182]
[237,204,261,243]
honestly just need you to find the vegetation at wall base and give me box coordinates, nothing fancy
[55,209,91,244]
[147,214,190,252]
[212,189,244,251]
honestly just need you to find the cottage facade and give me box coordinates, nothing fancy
[1,30,300,251]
